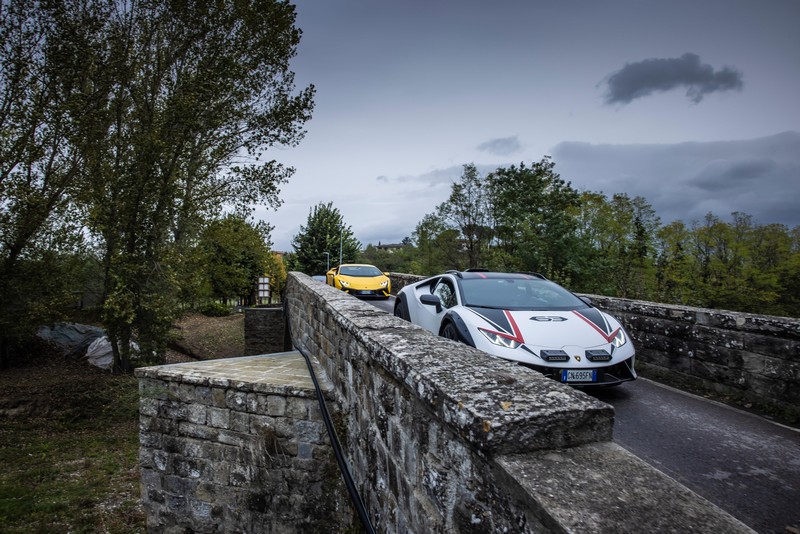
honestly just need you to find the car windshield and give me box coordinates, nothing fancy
[459,278,587,310]
[339,265,383,277]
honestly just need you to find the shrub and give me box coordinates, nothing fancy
[200,302,230,317]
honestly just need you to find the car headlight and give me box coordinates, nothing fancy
[379,280,388,287]
[612,328,627,348]
[339,279,350,287]
[478,328,521,349]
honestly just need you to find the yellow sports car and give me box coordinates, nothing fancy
[326,264,391,298]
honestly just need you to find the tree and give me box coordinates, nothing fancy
[606,194,660,298]
[436,164,492,269]
[487,157,580,280]
[0,0,96,365]
[654,221,694,305]
[291,202,361,274]
[687,212,787,313]
[775,226,800,317]
[199,215,273,306]
[568,191,615,294]
[358,243,414,274]
[263,252,287,301]
[58,0,315,372]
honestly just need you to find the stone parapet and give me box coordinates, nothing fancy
[286,272,752,533]
[585,294,800,419]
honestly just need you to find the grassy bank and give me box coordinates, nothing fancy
[0,355,144,532]
[0,312,245,532]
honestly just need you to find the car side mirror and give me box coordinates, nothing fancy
[580,296,593,306]
[420,294,442,313]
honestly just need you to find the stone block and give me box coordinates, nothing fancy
[139,397,160,417]
[229,410,250,432]
[211,387,227,407]
[286,397,309,419]
[208,407,231,429]
[225,390,248,412]
[293,420,324,444]
[177,422,219,442]
[186,404,207,425]
[498,442,753,534]
[139,378,170,400]
[158,401,188,421]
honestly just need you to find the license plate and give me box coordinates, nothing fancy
[561,369,597,382]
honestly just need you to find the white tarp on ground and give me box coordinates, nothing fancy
[37,323,139,370]
[85,336,140,371]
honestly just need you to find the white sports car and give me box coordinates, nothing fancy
[394,270,636,386]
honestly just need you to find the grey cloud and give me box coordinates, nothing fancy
[551,131,800,227]
[477,136,522,156]
[380,164,498,187]
[693,159,777,190]
[602,53,743,105]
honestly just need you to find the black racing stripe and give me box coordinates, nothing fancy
[467,307,511,334]
[576,307,611,335]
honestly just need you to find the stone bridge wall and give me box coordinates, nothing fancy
[136,354,352,532]
[587,295,800,417]
[390,273,800,419]
[285,273,752,533]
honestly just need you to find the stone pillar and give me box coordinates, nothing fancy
[136,354,351,532]
[244,305,291,355]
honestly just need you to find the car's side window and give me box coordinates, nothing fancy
[433,280,457,309]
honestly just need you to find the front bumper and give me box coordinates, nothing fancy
[342,288,391,298]
[518,356,637,386]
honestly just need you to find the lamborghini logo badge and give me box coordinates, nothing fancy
[574,355,581,362]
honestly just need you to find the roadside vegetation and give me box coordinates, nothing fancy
[290,161,800,319]
[0,0,310,371]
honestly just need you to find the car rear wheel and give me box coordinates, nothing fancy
[441,322,460,342]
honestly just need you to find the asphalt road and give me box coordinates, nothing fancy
[589,380,800,534]
[368,295,396,314]
[364,295,800,534]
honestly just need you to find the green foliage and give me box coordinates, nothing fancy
[409,214,462,274]
[357,243,409,273]
[199,215,273,305]
[264,252,288,300]
[435,164,493,269]
[200,302,232,317]
[0,0,314,370]
[400,157,799,317]
[291,202,361,274]
[487,157,581,281]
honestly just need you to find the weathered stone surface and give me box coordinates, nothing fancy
[497,441,755,534]
[244,305,290,355]
[585,293,800,417]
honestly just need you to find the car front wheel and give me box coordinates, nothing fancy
[394,297,409,321]
[441,322,461,342]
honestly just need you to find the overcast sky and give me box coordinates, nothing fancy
[257,0,800,252]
